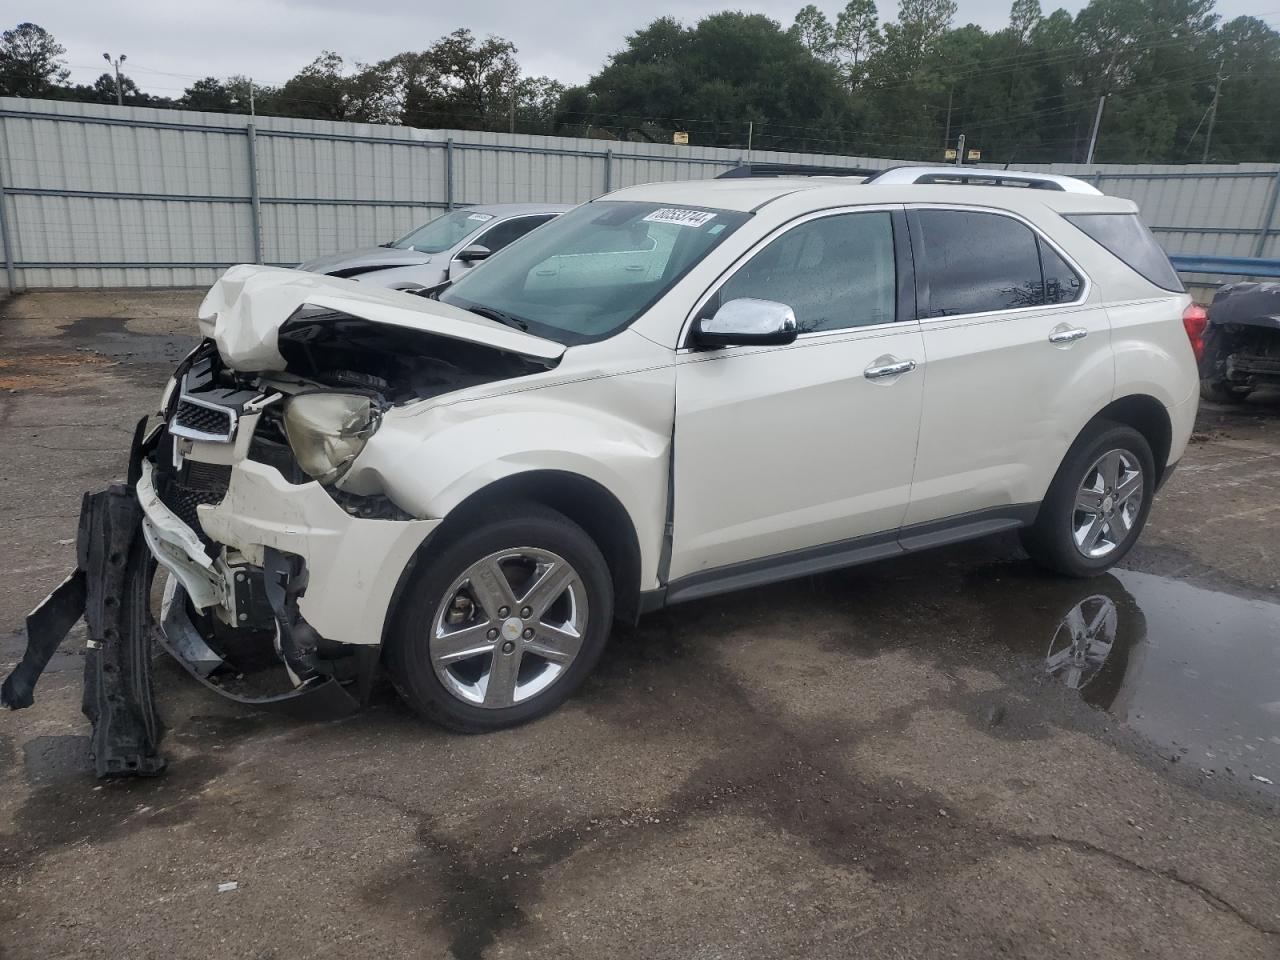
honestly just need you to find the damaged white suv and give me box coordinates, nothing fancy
[6,168,1202,762]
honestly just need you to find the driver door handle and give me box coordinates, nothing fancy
[1048,327,1088,344]
[864,358,917,380]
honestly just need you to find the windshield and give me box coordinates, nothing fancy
[439,201,750,345]
[392,210,496,253]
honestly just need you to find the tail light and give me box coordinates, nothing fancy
[1182,303,1208,363]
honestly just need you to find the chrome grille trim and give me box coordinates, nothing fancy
[170,375,238,443]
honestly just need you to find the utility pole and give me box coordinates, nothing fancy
[955,132,965,166]
[1085,95,1106,165]
[102,52,127,106]
[943,88,953,149]
[1202,61,1224,163]
[747,121,753,161]
[248,79,255,117]
[509,85,517,134]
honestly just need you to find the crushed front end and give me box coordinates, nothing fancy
[136,341,435,717]
[3,266,561,776]
[1201,281,1280,397]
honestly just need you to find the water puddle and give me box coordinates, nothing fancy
[967,566,1280,792]
[56,315,200,364]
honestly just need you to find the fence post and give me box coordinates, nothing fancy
[246,122,263,265]
[1253,168,1280,259]
[603,149,613,193]
[446,139,455,210]
[0,119,16,292]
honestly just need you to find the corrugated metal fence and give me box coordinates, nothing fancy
[1,96,1278,293]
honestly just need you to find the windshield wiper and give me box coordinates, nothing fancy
[466,305,528,331]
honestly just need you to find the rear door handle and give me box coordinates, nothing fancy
[1048,327,1088,344]
[864,358,917,380]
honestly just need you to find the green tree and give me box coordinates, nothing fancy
[180,77,234,112]
[93,71,143,105]
[574,12,853,150]
[381,29,522,130]
[0,22,68,96]
[790,5,836,58]
[834,0,880,84]
[1009,0,1043,42]
[275,52,396,122]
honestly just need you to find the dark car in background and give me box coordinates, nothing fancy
[1198,281,1280,402]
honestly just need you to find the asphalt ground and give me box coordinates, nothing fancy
[2,290,1278,959]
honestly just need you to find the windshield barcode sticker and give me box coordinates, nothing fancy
[642,208,717,228]
[467,213,495,221]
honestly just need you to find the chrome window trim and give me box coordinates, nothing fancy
[677,203,906,352]
[905,202,1092,326]
[169,375,238,443]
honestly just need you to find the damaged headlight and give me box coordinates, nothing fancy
[282,393,381,484]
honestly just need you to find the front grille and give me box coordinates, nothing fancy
[156,461,232,535]
[173,399,234,440]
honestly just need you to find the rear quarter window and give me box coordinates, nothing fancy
[1064,213,1184,293]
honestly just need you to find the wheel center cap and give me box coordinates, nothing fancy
[500,617,523,642]
[1102,495,1115,513]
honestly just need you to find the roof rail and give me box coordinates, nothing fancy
[717,162,877,179]
[862,166,1103,195]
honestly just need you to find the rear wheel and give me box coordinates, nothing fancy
[386,504,613,732]
[1021,421,1155,578]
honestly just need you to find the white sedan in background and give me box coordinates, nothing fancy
[298,203,571,292]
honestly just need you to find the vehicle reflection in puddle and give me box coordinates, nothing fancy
[1010,568,1279,791]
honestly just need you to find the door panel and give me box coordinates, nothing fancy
[904,208,1113,526]
[669,326,925,579]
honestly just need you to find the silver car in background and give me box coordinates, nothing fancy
[298,203,572,292]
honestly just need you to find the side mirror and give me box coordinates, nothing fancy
[693,298,797,348]
[457,244,491,263]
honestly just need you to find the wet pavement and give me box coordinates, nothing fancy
[1,290,1279,959]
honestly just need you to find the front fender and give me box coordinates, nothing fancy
[341,358,676,586]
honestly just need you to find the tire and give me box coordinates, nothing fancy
[1020,420,1155,578]
[1199,378,1253,404]
[385,502,613,732]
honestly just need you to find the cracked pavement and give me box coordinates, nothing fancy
[1,291,1278,959]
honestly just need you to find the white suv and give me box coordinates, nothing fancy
[138,167,1200,731]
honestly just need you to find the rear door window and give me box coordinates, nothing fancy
[1064,213,1184,292]
[915,209,1084,316]
[916,210,1046,316]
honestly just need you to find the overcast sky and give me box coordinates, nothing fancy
[20,0,1280,95]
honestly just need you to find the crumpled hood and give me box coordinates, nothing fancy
[197,265,566,370]
[297,246,434,274]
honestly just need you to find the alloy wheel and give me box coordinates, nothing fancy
[1072,449,1143,559]
[429,547,588,708]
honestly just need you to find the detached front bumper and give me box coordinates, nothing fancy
[4,414,440,777]
[138,455,439,648]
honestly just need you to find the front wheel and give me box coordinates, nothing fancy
[1021,421,1155,578]
[385,503,613,732]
